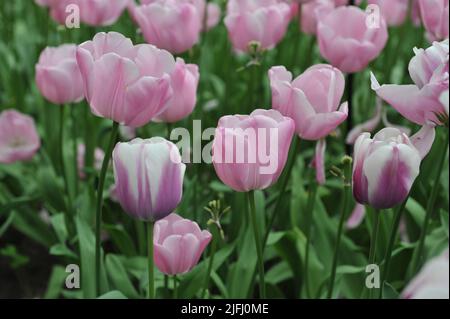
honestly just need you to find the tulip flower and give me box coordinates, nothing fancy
[77,144,105,179]
[154,59,200,123]
[300,0,336,35]
[154,213,212,275]
[0,110,41,164]
[133,0,202,54]
[367,0,409,26]
[212,109,295,193]
[418,0,449,41]
[269,64,348,140]
[76,32,174,127]
[371,40,449,126]
[224,0,291,53]
[112,137,186,221]
[352,128,424,209]
[440,90,449,116]
[78,0,130,26]
[346,98,382,145]
[36,44,84,105]
[317,6,388,73]
[403,248,449,299]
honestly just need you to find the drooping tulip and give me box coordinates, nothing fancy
[224,0,291,53]
[212,109,295,192]
[418,0,449,41]
[402,248,449,299]
[76,32,174,127]
[133,0,202,54]
[0,110,41,164]
[367,0,409,26]
[269,64,348,140]
[371,40,449,125]
[153,59,199,123]
[77,144,105,179]
[36,44,84,105]
[317,6,388,73]
[352,128,423,209]
[112,137,186,221]
[153,213,212,275]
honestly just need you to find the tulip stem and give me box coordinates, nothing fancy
[247,190,266,298]
[95,121,119,296]
[173,275,178,299]
[368,209,381,299]
[262,137,300,249]
[147,221,155,299]
[346,73,354,155]
[327,157,352,299]
[304,174,318,299]
[410,130,449,276]
[201,232,217,298]
[70,105,78,196]
[379,199,408,299]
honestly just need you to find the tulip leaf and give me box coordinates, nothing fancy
[105,254,140,299]
[97,291,128,299]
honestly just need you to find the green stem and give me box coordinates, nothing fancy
[303,175,318,298]
[379,199,407,299]
[410,130,449,275]
[247,190,266,298]
[368,209,381,299]
[147,221,155,299]
[173,275,178,299]
[201,234,217,298]
[262,137,300,249]
[60,106,74,237]
[327,157,352,298]
[71,106,78,196]
[95,121,119,296]
[164,275,169,296]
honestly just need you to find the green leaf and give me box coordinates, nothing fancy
[104,224,137,256]
[105,254,140,299]
[50,214,68,243]
[44,265,67,299]
[50,243,78,259]
[98,290,128,299]
[440,210,449,239]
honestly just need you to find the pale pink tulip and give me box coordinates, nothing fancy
[212,109,295,192]
[269,64,348,140]
[36,44,84,105]
[300,0,336,35]
[418,0,449,41]
[367,0,409,26]
[0,110,41,164]
[346,204,366,229]
[77,144,105,179]
[224,0,291,53]
[371,40,449,125]
[317,6,388,73]
[346,98,382,145]
[154,213,212,275]
[78,0,130,26]
[76,32,174,127]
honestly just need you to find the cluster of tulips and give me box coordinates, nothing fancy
[0,0,449,299]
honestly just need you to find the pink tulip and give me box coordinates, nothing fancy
[133,0,202,54]
[112,137,186,221]
[77,144,105,179]
[34,0,71,24]
[411,0,423,26]
[78,0,130,26]
[205,2,221,30]
[154,59,200,123]
[76,32,174,127]
[346,98,382,145]
[371,40,449,125]
[402,248,449,299]
[317,6,388,73]
[0,110,41,164]
[311,138,326,185]
[119,125,137,141]
[36,44,84,105]
[352,128,423,209]
[212,109,295,192]
[154,213,212,275]
[440,90,449,115]
[418,0,449,41]
[300,0,336,35]
[346,203,366,229]
[269,64,348,140]
[224,0,291,53]
[367,0,409,26]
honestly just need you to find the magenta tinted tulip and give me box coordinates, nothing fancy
[112,137,186,221]
[154,58,199,123]
[402,248,449,299]
[419,0,449,41]
[317,6,388,73]
[371,40,449,125]
[77,144,105,179]
[76,32,174,127]
[368,0,409,26]
[224,0,291,53]
[0,110,41,164]
[269,64,348,140]
[352,128,421,209]
[212,109,295,192]
[154,213,212,275]
[36,44,84,105]
[133,0,201,54]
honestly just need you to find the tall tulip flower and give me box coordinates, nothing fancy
[154,213,211,275]
[113,137,186,298]
[367,0,409,26]
[36,44,84,105]
[0,110,41,164]
[418,0,449,41]
[371,40,449,125]
[224,0,291,53]
[317,6,388,73]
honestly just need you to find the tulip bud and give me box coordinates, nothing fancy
[112,137,186,221]
[154,213,212,275]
